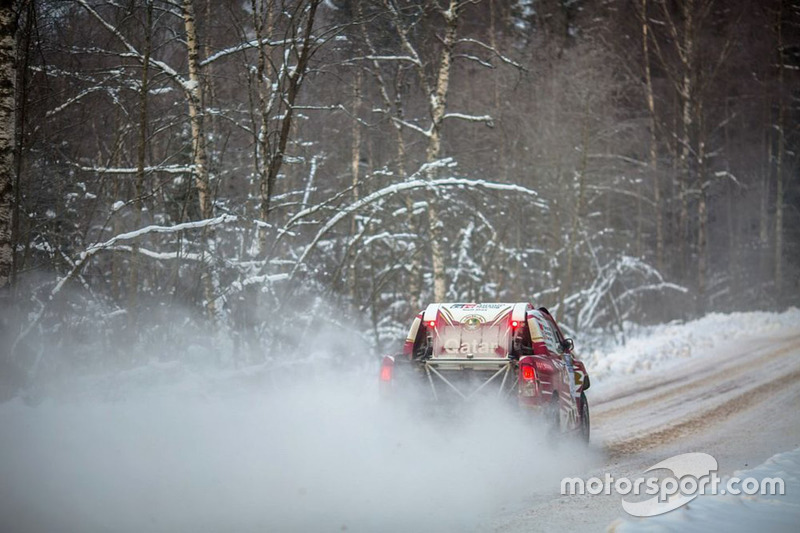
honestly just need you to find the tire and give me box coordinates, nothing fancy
[579,392,590,443]
[546,396,561,447]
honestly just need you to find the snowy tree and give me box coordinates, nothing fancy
[3,0,799,374]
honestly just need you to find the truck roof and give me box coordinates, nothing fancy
[422,302,531,327]
[422,303,532,359]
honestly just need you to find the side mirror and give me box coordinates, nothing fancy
[562,338,574,352]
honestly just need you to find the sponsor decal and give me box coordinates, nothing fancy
[461,314,485,330]
[449,303,509,309]
[443,338,501,355]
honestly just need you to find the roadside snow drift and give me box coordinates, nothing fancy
[610,447,800,532]
[583,308,800,381]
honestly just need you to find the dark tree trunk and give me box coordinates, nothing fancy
[0,0,16,293]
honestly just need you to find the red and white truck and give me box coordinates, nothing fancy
[380,302,590,441]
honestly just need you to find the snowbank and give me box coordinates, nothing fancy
[609,446,800,532]
[581,308,800,382]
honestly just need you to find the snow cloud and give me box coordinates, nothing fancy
[0,320,598,533]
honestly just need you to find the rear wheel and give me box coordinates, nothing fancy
[545,396,561,446]
[579,392,590,443]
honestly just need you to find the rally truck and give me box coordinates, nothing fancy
[379,302,590,441]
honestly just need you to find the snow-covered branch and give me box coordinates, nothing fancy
[104,245,205,263]
[453,53,494,69]
[232,273,290,290]
[390,117,432,137]
[565,255,688,331]
[200,38,292,67]
[587,153,648,167]
[288,166,546,280]
[83,214,237,257]
[456,38,524,69]
[442,112,494,126]
[76,0,191,92]
[46,86,106,118]
[11,214,238,356]
[76,164,195,175]
[352,55,421,66]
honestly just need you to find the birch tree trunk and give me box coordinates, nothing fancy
[183,0,211,220]
[425,0,460,303]
[182,0,217,318]
[348,68,362,301]
[0,0,15,292]
[11,0,30,295]
[251,0,274,255]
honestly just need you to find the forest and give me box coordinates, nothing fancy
[0,0,797,390]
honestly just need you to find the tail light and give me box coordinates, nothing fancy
[519,357,538,397]
[521,365,535,381]
[379,356,394,382]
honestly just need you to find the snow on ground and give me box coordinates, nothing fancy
[582,308,800,383]
[1,308,798,532]
[609,447,800,532]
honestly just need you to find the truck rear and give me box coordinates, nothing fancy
[379,302,591,440]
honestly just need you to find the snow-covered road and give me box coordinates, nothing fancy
[1,311,798,532]
[492,321,800,532]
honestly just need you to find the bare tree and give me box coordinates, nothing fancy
[773,0,786,301]
[0,0,15,293]
[639,0,663,271]
[376,0,499,303]
[658,0,700,279]
[251,0,321,247]
[182,0,218,318]
[129,0,154,320]
[7,0,800,368]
